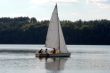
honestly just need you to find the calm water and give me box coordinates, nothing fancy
[0,45,110,73]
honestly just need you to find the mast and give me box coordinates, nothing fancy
[56,4,61,52]
[45,4,68,53]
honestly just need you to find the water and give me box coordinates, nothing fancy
[0,45,110,73]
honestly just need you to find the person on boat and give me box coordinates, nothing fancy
[53,48,56,54]
[45,49,49,54]
[45,49,49,57]
[39,49,43,54]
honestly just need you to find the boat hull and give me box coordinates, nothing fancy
[35,53,71,58]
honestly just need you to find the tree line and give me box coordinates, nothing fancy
[0,17,110,45]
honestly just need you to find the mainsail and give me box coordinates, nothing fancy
[45,4,68,53]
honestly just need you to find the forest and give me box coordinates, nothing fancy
[0,17,110,45]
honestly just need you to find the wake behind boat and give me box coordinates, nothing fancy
[35,4,71,57]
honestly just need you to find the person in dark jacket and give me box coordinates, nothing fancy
[45,49,48,54]
[39,49,43,54]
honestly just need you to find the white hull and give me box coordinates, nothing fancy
[36,53,71,57]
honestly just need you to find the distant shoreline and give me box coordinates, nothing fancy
[0,17,110,45]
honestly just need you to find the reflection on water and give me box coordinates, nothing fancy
[0,45,110,73]
[45,58,68,73]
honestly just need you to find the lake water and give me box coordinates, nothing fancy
[0,45,110,73]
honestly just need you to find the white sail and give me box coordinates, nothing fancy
[45,4,68,53]
[59,21,68,53]
[45,4,59,49]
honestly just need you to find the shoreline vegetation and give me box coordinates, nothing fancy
[0,17,110,45]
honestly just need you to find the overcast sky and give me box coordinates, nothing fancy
[0,0,110,21]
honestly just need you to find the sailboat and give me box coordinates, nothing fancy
[36,4,71,57]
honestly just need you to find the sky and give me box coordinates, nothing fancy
[0,0,110,21]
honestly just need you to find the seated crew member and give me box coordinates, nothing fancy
[53,48,56,54]
[39,49,43,54]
